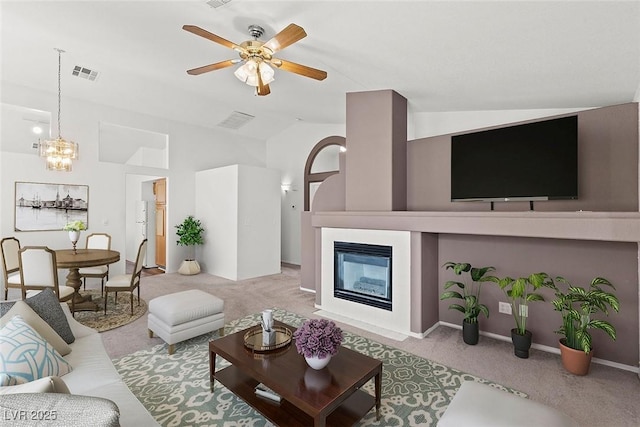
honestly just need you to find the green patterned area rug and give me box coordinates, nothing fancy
[74,290,147,332]
[113,309,526,426]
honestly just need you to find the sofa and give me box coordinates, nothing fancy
[0,291,159,426]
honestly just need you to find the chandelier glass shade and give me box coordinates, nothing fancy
[39,137,78,172]
[233,60,275,87]
[40,48,77,171]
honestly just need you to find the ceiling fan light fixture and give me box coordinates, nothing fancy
[234,60,274,86]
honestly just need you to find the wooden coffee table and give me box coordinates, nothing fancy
[209,320,382,427]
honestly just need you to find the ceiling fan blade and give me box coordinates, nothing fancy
[182,25,244,52]
[270,58,327,81]
[256,64,271,96]
[187,59,240,75]
[262,23,306,53]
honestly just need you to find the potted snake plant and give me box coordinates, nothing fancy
[440,262,494,345]
[550,276,619,375]
[489,272,554,358]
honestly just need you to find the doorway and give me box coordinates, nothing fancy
[153,178,167,269]
[125,174,166,270]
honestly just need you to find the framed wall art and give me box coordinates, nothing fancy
[14,181,89,232]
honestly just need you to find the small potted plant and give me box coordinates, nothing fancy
[63,220,87,254]
[550,276,620,375]
[293,319,343,370]
[440,262,494,345]
[490,272,554,358]
[175,215,204,275]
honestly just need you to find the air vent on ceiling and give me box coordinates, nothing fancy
[206,0,232,9]
[72,66,99,81]
[217,111,254,130]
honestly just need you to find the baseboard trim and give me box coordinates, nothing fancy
[439,321,639,373]
[314,309,409,341]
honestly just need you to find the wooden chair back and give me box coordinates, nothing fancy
[18,246,60,299]
[1,237,21,280]
[85,233,111,250]
[131,239,148,289]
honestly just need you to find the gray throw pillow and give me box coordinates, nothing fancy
[0,300,16,316]
[23,289,75,344]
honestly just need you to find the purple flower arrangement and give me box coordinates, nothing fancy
[293,319,343,359]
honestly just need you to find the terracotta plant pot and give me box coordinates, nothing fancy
[511,329,532,359]
[462,320,479,345]
[559,339,593,375]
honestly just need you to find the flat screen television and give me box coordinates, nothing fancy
[451,115,578,202]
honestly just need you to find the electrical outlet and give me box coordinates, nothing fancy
[498,302,512,315]
[520,304,528,317]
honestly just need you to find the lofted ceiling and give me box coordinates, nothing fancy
[1,1,639,142]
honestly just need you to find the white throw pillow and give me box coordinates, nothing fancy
[0,315,73,385]
[0,301,71,356]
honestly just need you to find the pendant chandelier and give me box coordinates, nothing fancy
[39,48,78,171]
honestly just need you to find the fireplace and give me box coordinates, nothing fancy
[334,241,392,311]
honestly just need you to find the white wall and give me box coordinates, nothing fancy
[195,164,280,281]
[237,165,281,280]
[266,122,346,265]
[1,82,267,277]
[411,108,589,138]
[196,166,239,280]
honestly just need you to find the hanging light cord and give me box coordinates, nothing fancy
[55,48,64,139]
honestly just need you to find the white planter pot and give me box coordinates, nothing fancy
[304,354,331,370]
[68,230,80,243]
[178,260,201,275]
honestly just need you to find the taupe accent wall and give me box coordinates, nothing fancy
[407,103,639,212]
[438,234,638,366]
[346,90,407,211]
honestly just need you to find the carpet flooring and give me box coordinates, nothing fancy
[83,266,640,426]
[113,309,526,426]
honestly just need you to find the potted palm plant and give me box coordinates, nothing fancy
[490,272,554,358]
[550,276,620,375]
[440,262,494,345]
[175,215,204,275]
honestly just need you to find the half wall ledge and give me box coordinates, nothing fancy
[311,211,640,243]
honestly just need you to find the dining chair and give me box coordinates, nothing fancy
[104,239,147,315]
[1,237,22,300]
[79,233,111,295]
[18,246,75,313]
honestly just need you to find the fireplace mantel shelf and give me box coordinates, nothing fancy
[311,211,640,243]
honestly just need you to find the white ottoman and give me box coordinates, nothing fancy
[438,381,578,427]
[148,290,225,355]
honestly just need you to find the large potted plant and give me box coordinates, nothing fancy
[440,262,494,345]
[550,276,619,375]
[490,272,554,358]
[175,215,204,275]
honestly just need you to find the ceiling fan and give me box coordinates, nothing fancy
[183,23,327,96]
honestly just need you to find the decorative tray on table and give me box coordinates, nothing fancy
[243,325,293,352]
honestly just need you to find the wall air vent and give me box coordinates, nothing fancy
[217,111,254,130]
[72,66,99,81]
[206,0,232,9]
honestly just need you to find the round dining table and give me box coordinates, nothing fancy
[56,248,120,311]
